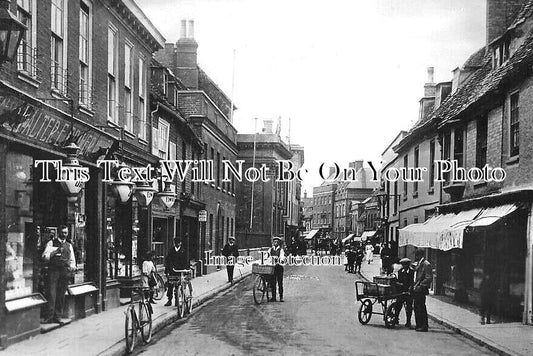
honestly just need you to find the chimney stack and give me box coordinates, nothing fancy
[263,119,273,134]
[349,160,364,172]
[419,67,437,120]
[329,166,336,178]
[486,0,526,45]
[176,19,199,89]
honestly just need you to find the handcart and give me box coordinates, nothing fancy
[355,277,408,328]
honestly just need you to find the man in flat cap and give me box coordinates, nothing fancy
[268,236,285,302]
[222,236,239,284]
[396,257,414,328]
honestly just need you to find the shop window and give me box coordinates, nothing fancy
[5,152,34,300]
[429,139,435,188]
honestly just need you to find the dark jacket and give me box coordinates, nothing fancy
[397,266,414,293]
[222,243,239,259]
[414,258,433,294]
[165,247,188,274]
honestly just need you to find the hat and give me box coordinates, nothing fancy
[272,236,282,241]
[229,236,236,241]
[399,258,411,264]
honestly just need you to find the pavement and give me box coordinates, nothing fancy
[1,263,254,356]
[358,256,533,356]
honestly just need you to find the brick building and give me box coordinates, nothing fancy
[397,0,533,324]
[0,0,164,345]
[154,20,237,262]
[235,120,296,248]
[149,59,205,273]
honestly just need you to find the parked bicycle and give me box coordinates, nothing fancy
[167,269,193,318]
[252,264,274,304]
[124,286,153,353]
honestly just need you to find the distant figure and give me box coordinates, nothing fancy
[380,243,392,274]
[298,238,307,256]
[354,247,364,273]
[365,242,374,264]
[141,251,157,304]
[345,245,355,273]
[222,236,239,284]
[479,271,497,325]
[268,236,285,302]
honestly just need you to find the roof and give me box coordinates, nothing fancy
[509,0,533,30]
[123,0,165,49]
[381,131,408,156]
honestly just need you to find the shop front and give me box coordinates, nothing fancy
[0,85,114,346]
[399,198,532,323]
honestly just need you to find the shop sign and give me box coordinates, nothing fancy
[0,89,113,161]
[198,210,207,222]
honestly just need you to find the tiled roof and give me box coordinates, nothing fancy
[509,0,533,29]
[439,31,533,126]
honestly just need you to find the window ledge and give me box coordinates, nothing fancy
[428,187,434,195]
[211,183,215,188]
[217,186,221,191]
[79,105,94,117]
[51,89,67,100]
[17,71,40,88]
[138,137,148,146]
[412,191,418,198]
[506,155,519,165]
[123,130,136,140]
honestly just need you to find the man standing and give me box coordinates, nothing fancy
[413,249,433,332]
[268,236,285,302]
[222,236,239,284]
[42,225,76,324]
[164,238,189,306]
[396,258,414,328]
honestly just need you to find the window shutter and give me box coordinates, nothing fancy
[170,142,176,160]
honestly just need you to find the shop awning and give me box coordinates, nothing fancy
[304,229,319,240]
[360,231,376,240]
[342,234,355,243]
[469,204,518,227]
[399,205,518,251]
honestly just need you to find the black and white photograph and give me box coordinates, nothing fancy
[0,0,532,355]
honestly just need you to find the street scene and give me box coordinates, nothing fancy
[1,0,533,355]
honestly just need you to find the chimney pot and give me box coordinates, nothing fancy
[263,119,273,134]
[180,20,187,39]
[427,67,434,83]
[188,20,195,39]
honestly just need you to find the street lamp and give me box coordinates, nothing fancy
[0,0,26,64]
[134,181,156,207]
[60,142,83,202]
[157,182,176,209]
[110,163,135,204]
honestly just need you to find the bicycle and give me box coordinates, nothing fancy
[167,269,193,318]
[124,286,153,353]
[151,272,166,301]
[251,264,274,305]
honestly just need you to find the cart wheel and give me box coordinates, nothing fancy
[358,299,372,324]
[385,302,399,328]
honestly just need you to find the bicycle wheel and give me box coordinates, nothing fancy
[358,299,372,324]
[253,275,267,304]
[153,273,166,301]
[139,302,153,343]
[183,282,193,315]
[125,306,137,353]
[385,301,399,328]
[173,284,182,318]
[177,285,186,318]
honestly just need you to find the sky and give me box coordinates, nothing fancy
[136,0,486,196]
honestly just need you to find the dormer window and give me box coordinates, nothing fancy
[492,38,510,68]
